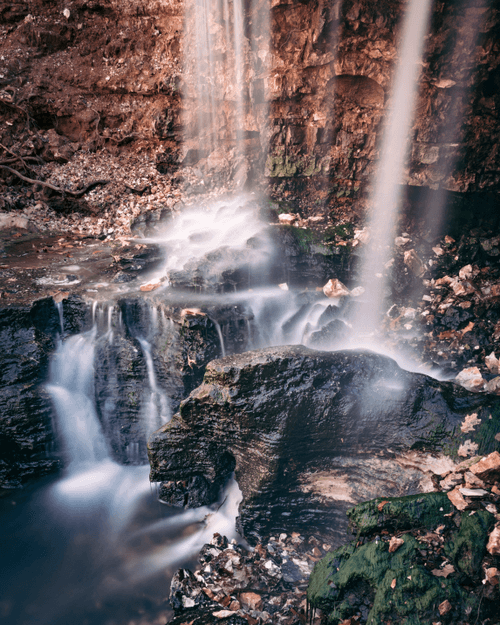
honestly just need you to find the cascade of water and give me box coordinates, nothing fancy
[350,0,433,339]
[233,0,246,156]
[55,300,64,335]
[46,327,109,471]
[417,0,488,241]
[183,0,269,168]
[211,318,227,357]
[137,337,171,435]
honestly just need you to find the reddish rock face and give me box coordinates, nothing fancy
[2,0,500,210]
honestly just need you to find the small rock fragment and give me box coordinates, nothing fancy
[404,249,425,277]
[436,78,456,89]
[323,278,350,298]
[239,592,262,611]
[447,486,468,511]
[278,213,296,225]
[485,377,500,394]
[395,236,411,247]
[487,349,500,368]
[459,264,473,280]
[440,473,463,492]
[459,488,489,498]
[354,227,369,244]
[469,451,500,480]
[485,567,499,585]
[213,610,236,618]
[456,367,484,391]
[464,471,486,489]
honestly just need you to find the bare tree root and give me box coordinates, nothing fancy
[0,165,109,197]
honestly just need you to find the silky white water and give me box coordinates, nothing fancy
[350,0,433,337]
[0,313,243,625]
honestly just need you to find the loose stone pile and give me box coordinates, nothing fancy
[167,532,325,625]
[168,452,500,625]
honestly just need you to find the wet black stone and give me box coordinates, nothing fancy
[148,346,500,545]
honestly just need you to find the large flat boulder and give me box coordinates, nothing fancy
[148,346,500,544]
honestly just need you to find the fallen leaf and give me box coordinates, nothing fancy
[460,413,481,433]
[388,536,404,553]
[431,564,455,578]
[438,599,452,615]
[378,500,389,512]
[461,321,474,335]
[458,439,479,458]
[391,578,397,589]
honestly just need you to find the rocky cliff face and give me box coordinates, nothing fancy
[1,0,499,217]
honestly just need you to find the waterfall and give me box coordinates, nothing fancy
[183,0,270,176]
[350,0,433,338]
[47,328,109,471]
[137,337,171,434]
[211,318,227,357]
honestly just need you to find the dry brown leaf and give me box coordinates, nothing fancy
[438,599,452,615]
[460,413,481,433]
[461,321,474,335]
[431,564,455,578]
[390,578,397,589]
[458,439,479,458]
[388,536,404,553]
[378,500,389,512]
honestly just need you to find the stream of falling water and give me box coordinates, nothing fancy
[349,0,433,339]
[0,312,242,625]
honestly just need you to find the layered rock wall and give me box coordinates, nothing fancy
[2,0,499,208]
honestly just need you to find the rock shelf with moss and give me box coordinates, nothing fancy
[307,490,499,625]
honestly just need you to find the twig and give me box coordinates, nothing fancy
[0,165,109,197]
[0,143,38,174]
[0,97,32,129]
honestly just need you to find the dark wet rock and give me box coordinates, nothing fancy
[0,293,95,486]
[0,298,63,487]
[148,346,500,544]
[270,225,355,289]
[309,318,348,347]
[94,332,148,462]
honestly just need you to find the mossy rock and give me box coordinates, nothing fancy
[347,492,454,536]
[308,492,496,624]
[307,534,478,624]
[444,509,494,579]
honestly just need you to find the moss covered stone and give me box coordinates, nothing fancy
[308,492,495,624]
[307,534,477,625]
[444,509,494,579]
[347,492,453,536]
